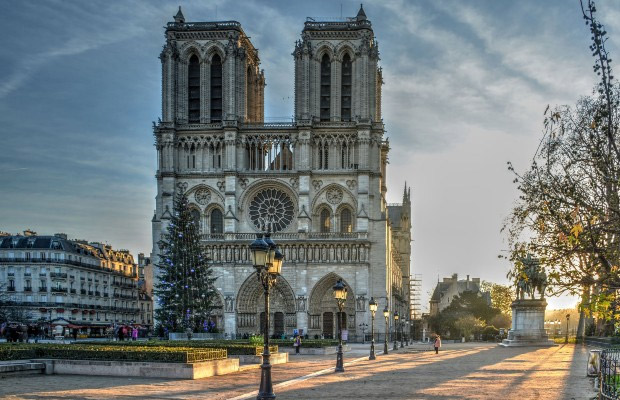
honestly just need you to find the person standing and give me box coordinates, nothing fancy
[294,335,302,354]
[132,327,138,341]
[434,335,441,354]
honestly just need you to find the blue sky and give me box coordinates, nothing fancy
[1,0,619,309]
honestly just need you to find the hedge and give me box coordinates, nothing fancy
[0,344,227,363]
[80,340,278,356]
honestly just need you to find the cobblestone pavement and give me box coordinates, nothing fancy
[0,343,595,400]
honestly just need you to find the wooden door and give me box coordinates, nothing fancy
[323,312,334,339]
[274,312,284,337]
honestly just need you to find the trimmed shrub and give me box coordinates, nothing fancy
[0,344,226,363]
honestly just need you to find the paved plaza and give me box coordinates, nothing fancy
[0,343,595,399]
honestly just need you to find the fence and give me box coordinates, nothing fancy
[600,348,620,399]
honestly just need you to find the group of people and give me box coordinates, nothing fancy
[113,325,139,341]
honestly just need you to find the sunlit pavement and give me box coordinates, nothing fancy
[0,343,595,400]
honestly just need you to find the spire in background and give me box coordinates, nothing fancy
[174,6,185,24]
[356,4,367,21]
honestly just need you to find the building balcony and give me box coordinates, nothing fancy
[24,272,31,277]
[95,291,101,296]
[50,272,68,279]
[69,275,75,279]
[70,288,77,294]
[88,291,94,296]
[39,287,48,292]
[23,287,32,292]
[7,286,16,292]
[103,293,109,298]
[80,289,86,295]
[51,287,68,293]
[7,272,15,277]
[39,273,47,277]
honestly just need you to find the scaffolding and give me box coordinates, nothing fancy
[410,274,422,320]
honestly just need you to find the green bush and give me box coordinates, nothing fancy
[0,344,226,363]
[79,340,277,355]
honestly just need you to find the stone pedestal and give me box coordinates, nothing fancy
[500,299,555,347]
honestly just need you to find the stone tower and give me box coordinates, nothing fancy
[152,5,410,339]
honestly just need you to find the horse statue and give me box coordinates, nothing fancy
[515,254,547,300]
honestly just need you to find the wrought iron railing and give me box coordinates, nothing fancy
[600,348,620,399]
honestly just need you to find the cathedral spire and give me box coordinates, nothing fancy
[356,4,367,21]
[174,6,185,24]
[403,182,408,203]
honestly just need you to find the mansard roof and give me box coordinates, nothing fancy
[0,234,135,264]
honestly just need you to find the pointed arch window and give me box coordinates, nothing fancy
[210,54,223,122]
[340,208,352,233]
[341,54,352,121]
[210,208,223,234]
[320,54,331,121]
[188,55,200,123]
[320,209,331,233]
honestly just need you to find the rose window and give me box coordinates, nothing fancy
[249,188,295,232]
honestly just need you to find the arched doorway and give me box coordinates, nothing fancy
[236,274,296,337]
[308,273,356,339]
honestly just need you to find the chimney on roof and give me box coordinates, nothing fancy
[466,275,470,290]
[54,233,67,240]
[23,229,37,236]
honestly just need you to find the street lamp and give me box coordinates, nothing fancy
[383,306,389,355]
[368,297,377,360]
[400,316,404,348]
[565,314,570,344]
[393,311,399,350]
[359,323,368,344]
[250,232,283,400]
[333,279,348,373]
[404,318,409,346]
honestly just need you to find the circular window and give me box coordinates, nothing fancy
[249,188,295,232]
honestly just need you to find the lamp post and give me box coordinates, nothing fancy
[359,323,368,344]
[400,316,404,348]
[369,297,377,360]
[333,279,348,373]
[250,232,283,400]
[565,314,570,344]
[404,318,409,346]
[393,311,399,351]
[383,306,389,355]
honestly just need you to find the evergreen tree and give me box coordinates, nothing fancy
[154,192,217,333]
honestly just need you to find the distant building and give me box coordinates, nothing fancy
[0,231,146,334]
[429,274,490,316]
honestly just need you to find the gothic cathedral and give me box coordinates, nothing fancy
[152,5,412,338]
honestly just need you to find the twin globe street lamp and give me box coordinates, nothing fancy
[250,232,284,400]
[333,279,348,372]
[368,297,378,360]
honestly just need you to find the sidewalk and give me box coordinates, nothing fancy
[0,343,596,399]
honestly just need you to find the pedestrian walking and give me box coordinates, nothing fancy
[294,335,302,354]
[132,327,138,341]
[434,335,441,354]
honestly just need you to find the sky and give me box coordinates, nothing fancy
[1,0,619,311]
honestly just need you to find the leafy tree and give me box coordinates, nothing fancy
[154,192,217,333]
[0,282,33,324]
[489,313,511,330]
[428,291,500,337]
[503,0,620,329]
[455,315,485,340]
[481,281,514,316]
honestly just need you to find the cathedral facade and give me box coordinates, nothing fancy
[152,6,411,339]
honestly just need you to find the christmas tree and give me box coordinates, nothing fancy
[154,191,217,333]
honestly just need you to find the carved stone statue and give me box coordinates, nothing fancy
[225,296,234,312]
